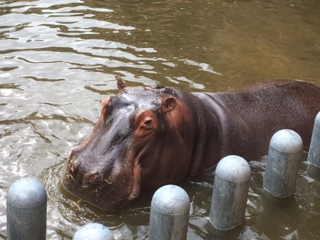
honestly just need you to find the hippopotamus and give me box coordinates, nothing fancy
[62,78,320,211]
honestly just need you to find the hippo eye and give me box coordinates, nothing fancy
[144,120,152,126]
[141,119,154,129]
[135,111,156,134]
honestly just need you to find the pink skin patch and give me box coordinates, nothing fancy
[89,173,98,182]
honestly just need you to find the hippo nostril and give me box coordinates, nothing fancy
[69,159,79,175]
[70,163,75,173]
[89,173,99,182]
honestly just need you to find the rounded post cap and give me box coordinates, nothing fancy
[314,112,320,125]
[151,184,190,215]
[215,155,251,182]
[73,223,114,240]
[270,129,303,154]
[7,178,47,208]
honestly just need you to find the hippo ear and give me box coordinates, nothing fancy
[161,97,177,113]
[117,76,127,92]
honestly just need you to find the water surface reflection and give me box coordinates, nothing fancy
[1,0,320,239]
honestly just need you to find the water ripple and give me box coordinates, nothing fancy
[2,0,320,239]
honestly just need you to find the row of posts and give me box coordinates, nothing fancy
[6,112,320,239]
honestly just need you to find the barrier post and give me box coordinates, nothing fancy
[209,155,251,230]
[308,112,320,168]
[7,178,47,240]
[263,129,303,198]
[73,223,114,240]
[148,185,190,240]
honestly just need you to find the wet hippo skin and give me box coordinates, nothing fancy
[62,78,320,211]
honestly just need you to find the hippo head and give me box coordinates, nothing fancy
[62,77,193,211]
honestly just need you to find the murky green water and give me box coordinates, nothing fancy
[1,0,320,239]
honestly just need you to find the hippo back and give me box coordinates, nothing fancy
[191,79,320,174]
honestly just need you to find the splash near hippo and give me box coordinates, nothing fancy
[62,78,320,211]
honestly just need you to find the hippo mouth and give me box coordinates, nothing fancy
[62,151,143,211]
[62,171,132,211]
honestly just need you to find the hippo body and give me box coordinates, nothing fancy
[63,79,320,211]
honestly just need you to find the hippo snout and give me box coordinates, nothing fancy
[65,148,103,188]
[62,144,135,210]
[68,161,100,184]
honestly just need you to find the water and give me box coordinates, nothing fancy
[1,0,320,239]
